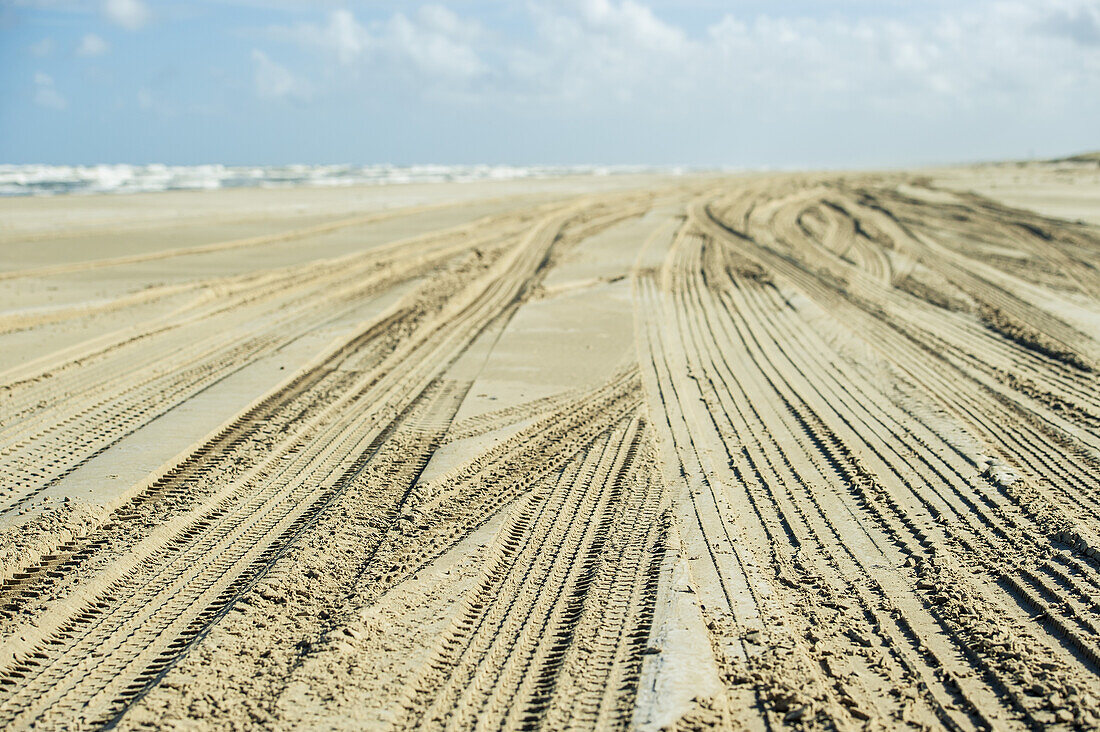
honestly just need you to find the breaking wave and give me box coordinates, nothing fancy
[0,163,681,197]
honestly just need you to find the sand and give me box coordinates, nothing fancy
[0,163,1099,730]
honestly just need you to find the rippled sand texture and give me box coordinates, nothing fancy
[0,163,1099,730]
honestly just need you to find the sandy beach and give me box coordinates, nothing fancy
[1,161,1099,730]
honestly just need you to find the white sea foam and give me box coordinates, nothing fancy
[0,163,682,197]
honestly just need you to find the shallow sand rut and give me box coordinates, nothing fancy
[0,169,1099,729]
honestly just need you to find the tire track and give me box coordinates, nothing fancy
[393,407,663,731]
[673,187,1100,727]
[0,205,581,729]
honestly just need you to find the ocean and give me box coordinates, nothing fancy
[0,163,679,197]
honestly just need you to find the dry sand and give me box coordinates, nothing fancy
[0,163,1099,730]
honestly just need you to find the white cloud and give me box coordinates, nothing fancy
[270,9,367,66]
[500,0,1100,114]
[693,1,1100,112]
[382,6,487,80]
[276,6,487,84]
[1036,0,1100,46]
[260,0,1100,126]
[251,49,309,100]
[29,38,55,57]
[327,9,367,66]
[103,0,149,30]
[517,0,691,102]
[570,0,686,53]
[77,33,110,57]
[33,72,67,110]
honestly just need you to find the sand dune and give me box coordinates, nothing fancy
[0,165,1098,730]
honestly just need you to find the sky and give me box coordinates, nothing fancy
[1,0,1098,168]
